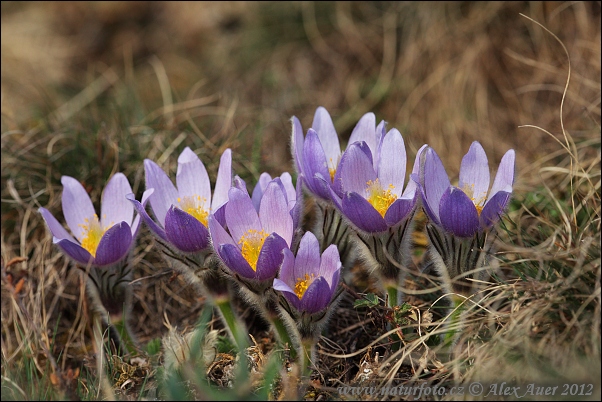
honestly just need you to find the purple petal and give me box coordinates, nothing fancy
[384,198,415,227]
[94,221,133,266]
[259,182,293,246]
[299,277,332,314]
[225,187,261,244]
[439,188,480,238]
[39,207,75,242]
[402,145,428,200]
[212,148,233,211]
[232,175,247,192]
[423,148,450,222]
[278,248,296,287]
[278,172,296,209]
[251,172,272,211]
[176,147,211,204]
[311,106,341,168]
[208,214,236,249]
[164,206,210,253]
[481,191,511,228]
[459,142,490,206]
[375,120,387,166]
[101,173,134,229]
[291,116,304,174]
[294,232,321,277]
[342,192,388,233]
[273,278,303,311]
[144,159,178,226]
[255,233,288,281]
[291,176,303,229]
[378,129,406,197]
[218,243,257,279]
[348,112,376,161]
[318,244,341,287]
[130,188,154,237]
[55,238,93,265]
[302,128,332,199]
[127,192,168,242]
[488,149,515,200]
[338,142,377,195]
[61,176,96,242]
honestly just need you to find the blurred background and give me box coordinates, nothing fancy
[1,2,600,398]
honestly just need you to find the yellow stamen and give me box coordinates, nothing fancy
[238,229,268,271]
[329,167,336,182]
[79,214,108,257]
[366,179,397,218]
[177,195,209,226]
[294,273,316,299]
[461,183,485,216]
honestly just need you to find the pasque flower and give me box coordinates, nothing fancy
[414,142,515,238]
[329,130,426,234]
[292,106,386,201]
[128,147,232,253]
[208,180,293,282]
[39,173,149,266]
[273,231,341,315]
[251,172,303,232]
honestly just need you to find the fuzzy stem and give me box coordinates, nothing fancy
[299,337,315,377]
[213,296,249,349]
[443,297,465,346]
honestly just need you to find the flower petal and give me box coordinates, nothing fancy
[488,149,515,200]
[318,244,341,287]
[126,191,168,242]
[291,116,305,174]
[439,188,480,238]
[402,144,428,200]
[294,232,321,278]
[422,147,450,222]
[255,233,288,281]
[94,221,133,266]
[130,188,154,237]
[338,142,376,195]
[211,148,232,211]
[165,206,210,253]
[481,191,511,228]
[278,248,296,286]
[342,192,388,233]
[55,238,93,265]
[378,129,406,197]
[302,128,331,199]
[348,112,376,161]
[61,176,96,242]
[225,187,261,244]
[208,214,236,248]
[176,147,211,205]
[311,106,341,169]
[259,182,293,246]
[219,243,257,279]
[144,159,178,226]
[273,278,303,311]
[251,172,272,212]
[299,276,332,314]
[459,142,490,205]
[39,207,75,242]
[384,198,415,227]
[101,173,134,229]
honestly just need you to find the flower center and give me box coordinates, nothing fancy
[238,229,268,271]
[79,214,108,257]
[366,179,397,218]
[461,184,485,215]
[177,195,209,226]
[294,273,316,299]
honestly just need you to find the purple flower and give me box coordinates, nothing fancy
[273,232,341,314]
[291,107,386,201]
[208,180,293,281]
[39,173,149,266]
[251,172,303,231]
[328,129,426,233]
[128,147,232,253]
[415,142,515,238]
